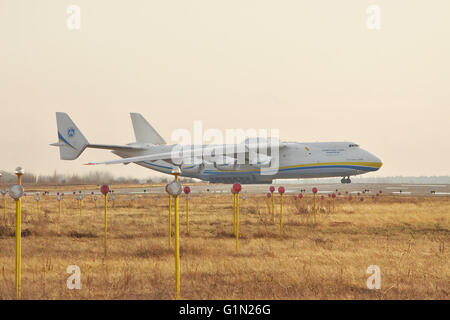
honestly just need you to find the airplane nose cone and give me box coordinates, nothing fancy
[372,154,383,171]
[362,149,383,171]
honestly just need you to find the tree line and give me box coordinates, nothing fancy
[0,170,197,186]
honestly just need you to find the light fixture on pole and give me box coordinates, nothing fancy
[15,167,24,185]
[168,167,182,299]
[1,188,6,221]
[100,185,110,256]
[10,183,24,300]
[183,186,191,234]
[312,187,318,223]
[165,184,172,248]
[278,186,285,234]
[233,183,242,252]
[56,194,62,218]
[269,186,275,222]
[35,194,41,216]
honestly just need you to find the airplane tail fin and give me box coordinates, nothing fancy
[53,112,89,160]
[130,113,166,145]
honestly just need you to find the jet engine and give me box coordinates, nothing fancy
[180,158,203,173]
[248,151,272,168]
[215,156,240,171]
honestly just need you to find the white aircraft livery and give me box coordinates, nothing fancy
[51,112,383,184]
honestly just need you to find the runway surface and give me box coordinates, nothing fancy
[42,183,450,197]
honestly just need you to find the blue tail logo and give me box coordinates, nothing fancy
[67,127,75,138]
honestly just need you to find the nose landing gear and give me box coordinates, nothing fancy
[341,176,351,184]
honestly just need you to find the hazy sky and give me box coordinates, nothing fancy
[0,0,449,179]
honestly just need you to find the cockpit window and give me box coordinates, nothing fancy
[349,144,359,148]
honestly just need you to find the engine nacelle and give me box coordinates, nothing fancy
[216,163,241,171]
[248,151,272,168]
[180,161,202,173]
[215,156,240,171]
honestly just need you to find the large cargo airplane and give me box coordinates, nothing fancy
[51,112,382,184]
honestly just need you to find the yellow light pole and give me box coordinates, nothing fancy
[236,193,239,252]
[12,166,25,299]
[233,183,242,252]
[278,187,285,235]
[298,193,303,206]
[35,194,40,216]
[1,189,6,221]
[0,173,3,221]
[312,187,318,223]
[270,186,275,223]
[168,167,182,299]
[56,194,62,218]
[231,188,236,235]
[104,195,107,254]
[56,194,62,234]
[186,194,189,233]
[183,186,191,234]
[331,192,336,213]
[166,184,172,248]
[101,185,110,256]
[111,194,116,208]
[266,192,271,215]
[77,195,83,216]
[1,173,4,221]
[174,172,180,299]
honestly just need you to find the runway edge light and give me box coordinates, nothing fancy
[183,186,191,234]
[269,186,275,223]
[312,187,318,223]
[233,183,242,252]
[278,186,285,235]
[101,185,110,256]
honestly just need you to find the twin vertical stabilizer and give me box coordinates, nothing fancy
[130,113,166,145]
[52,112,165,160]
[54,112,89,160]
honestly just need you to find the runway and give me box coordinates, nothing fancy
[43,183,450,197]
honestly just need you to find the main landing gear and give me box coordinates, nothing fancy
[341,176,351,184]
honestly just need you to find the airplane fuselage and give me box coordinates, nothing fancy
[111,141,382,184]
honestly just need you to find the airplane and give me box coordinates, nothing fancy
[51,112,383,184]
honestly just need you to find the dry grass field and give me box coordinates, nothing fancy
[0,185,448,300]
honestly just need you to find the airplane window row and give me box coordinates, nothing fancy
[348,144,359,147]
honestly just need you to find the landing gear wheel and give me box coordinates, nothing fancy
[341,177,352,184]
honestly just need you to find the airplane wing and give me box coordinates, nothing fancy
[85,150,178,166]
[86,144,147,152]
[50,142,146,152]
[85,142,286,166]
[85,145,236,166]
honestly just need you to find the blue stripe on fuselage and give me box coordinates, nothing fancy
[203,164,377,175]
[143,161,173,171]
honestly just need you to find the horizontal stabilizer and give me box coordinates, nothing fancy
[86,144,146,152]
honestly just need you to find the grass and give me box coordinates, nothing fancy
[0,187,448,300]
